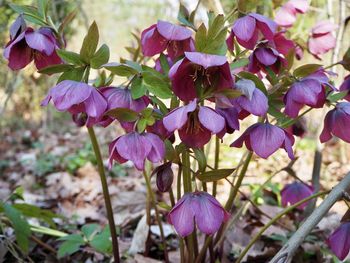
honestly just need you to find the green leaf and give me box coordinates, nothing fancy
[13,203,59,227]
[216,88,242,99]
[159,53,170,75]
[196,168,235,182]
[193,148,207,172]
[80,21,99,62]
[293,64,321,78]
[238,71,268,95]
[59,233,84,242]
[22,13,47,26]
[91,44,110,69]
[137,118,147,133]
[142,72,172,99]
[131,77,146,99]
[57,240,83,258]
[103,62,139,76]
[56,50,84,65]
[237,0,258,13]
[38,64,74,75]
[90,227,112,254]
[37,0,48,18]
[58,67,85,82]
[105,108,139,122]
[327,91,348,103]
[3,204,31,253]
[150,96,169,114]
[230,58,249,70]
[82,224,99,240]
[9,4,39,17]
[177,3,194,28]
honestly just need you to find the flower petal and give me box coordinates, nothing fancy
[143,133,165,163]
[141,24,168,57]
[184,52,227,69]
[327,222,350,260]
[156,20,192,41]
[232,15,256,42]
[198,106,225,134]
[163,100,197,132]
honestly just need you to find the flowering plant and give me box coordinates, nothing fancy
[3,0,350,262]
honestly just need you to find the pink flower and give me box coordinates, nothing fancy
[275,0,309,27]
[308,21,337,59]
[327,222,350,260]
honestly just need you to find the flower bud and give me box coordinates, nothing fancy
[153,162,174,192]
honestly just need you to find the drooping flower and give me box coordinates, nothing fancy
[275,0,309,27]
[308,21,337,59]
[41,80,107,127]
[168,191,230,237]
[327,222,350,261]
[163,100,225,148]
[281,182,314,209]
[108,132,165,170]
[215,107,240,135]
[227,13,277,50]
[169,52,233,102]
[4,26,62,70]
[284,69,334,118]
[152,162,174,192]
[141,20,194,59]
[272,31,295,56]
[320,102,350,143]
[339,75,350,101]
[231,122,295,159]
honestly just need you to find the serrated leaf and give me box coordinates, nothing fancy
[238,71,268,95]
[56,50,84,65]
[38,64,74,75]
[196,168,235,182]
[293,64,321,78]
[91,44,110,69]
[105,108,139,122]
[103,62,139,76]
[80,21,99,61]
[131,77,146,99]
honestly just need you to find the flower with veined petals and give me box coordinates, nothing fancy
[168,191,230,237]
[4,24,62,71]
[275,0,309,27]
[41,80,107,127]
[141,20,194,59]
[169,52,233,102]
[320,102,350,143]
[281,182,314,209]
[284,69,334,118]
[327,222,350,260]
[308,21,337,59]
[226,13,277,50]
[162,100,225,148]
[231,122,295,159]
[108,132,165,171]
[339,75,350,101]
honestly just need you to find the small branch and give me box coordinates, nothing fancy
[31,236,56,254]
[269,172,350,263]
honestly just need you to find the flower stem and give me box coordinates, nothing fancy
[213,136,220,197]
[235,190,329,263]
[87,127,120,263]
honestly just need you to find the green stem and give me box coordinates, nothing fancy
[213,137,220,197]
[143,171,169,263]
[234,190,329,263]
[177,165,182,201]
[87,127,120,263]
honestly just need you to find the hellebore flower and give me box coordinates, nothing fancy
[339,75,350,101]
[147,118,175,142]
[152,162,174,192]
[275,0,309,27]
[284,70,334,118]
[327,222,350,261]
[41,80,107,127]
[281,182,314,209]
[168,191,230,237]
[227,13,277,50]
[4,26,61,70]
[141,20,194,59]
[108,132,165,170]
[308,21,337,59]
[169,52,233,102]
[320,102,350,143]
[215,107,240,135]
[285,117,307,137]
[163,100,225,148]
[272,32,295,56]
[231,122,295,159]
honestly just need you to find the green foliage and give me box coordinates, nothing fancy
[105,108,139,122]
[63,143,96,173]
[196,168,235,182]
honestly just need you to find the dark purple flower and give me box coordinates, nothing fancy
[147,117,175,142]
[308,21,337,59]
[285,117,307,137]
[320,102,350,143]
[281,182,314,209]
[231,122,295,159]
[327,222,350,260]
[41,80,107,127]
[163,100,225,148]
[169,52,233,102]
[4,27,62,70]
[339,75,350,101]
[275,0,309,27]
[108,132,165,170]
[168,191,230,237]
[152,162,174,192]
[284,70,334,118]
[141,20,194,59]
[272,32,295,56]
[227,13,277,50]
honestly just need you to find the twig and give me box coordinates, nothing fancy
[31,235,56,254]
[269,172,350,263]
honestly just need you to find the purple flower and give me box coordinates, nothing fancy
[4,26,62,70]
[339,75,350,101]
[227,13,277,50]
[308,21,337,59]
[108,132,165,170]
[284,70,334,118]
[41,80,107,127]
[320,102,350,143]
[281,182,314,209]
[275,0,309,27]
[285,117,307,137]
[272,32,295,56]
[141,20,194,59]
[169,52,233,102]
[152,162,174,192]
[327,222,350,260]
[168,191,230,237]
[215,107,240,135]
[163,100,225,148]
[231,122,295,159]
